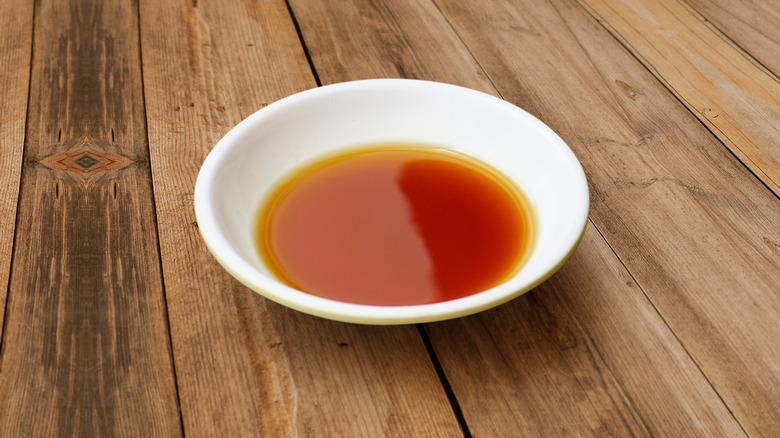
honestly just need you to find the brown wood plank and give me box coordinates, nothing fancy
[287,0,745,435]
[685,0,780,75]
[138,0,462,435]
[0,0,181,435]
[0,0,32,338]
[575,0,780,196]
[432,226,744,436]
[290,0,489,85]
[430,0,780,435]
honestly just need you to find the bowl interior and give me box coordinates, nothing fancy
[196,79,588,323]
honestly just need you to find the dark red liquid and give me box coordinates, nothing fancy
[256,146,534,306]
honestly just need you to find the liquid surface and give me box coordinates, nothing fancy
[256,146,534,306]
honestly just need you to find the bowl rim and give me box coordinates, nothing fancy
[194,78,589,325]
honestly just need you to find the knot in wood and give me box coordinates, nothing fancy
[39,147,134,178]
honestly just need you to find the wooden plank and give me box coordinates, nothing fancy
[138,0,462,435]
[287,0,745,435]
[431,226,744,436]
[290,0,489,85]
[575,0,780,196]
[684,0,780,75]
[0,0,32,337]
[430,0,780,435]
[0,0,181,435]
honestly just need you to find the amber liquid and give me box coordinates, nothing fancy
[256,145,535,306]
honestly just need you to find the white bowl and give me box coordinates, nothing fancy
[194,79,589,324]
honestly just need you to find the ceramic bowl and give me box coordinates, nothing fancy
[194,79,589,324]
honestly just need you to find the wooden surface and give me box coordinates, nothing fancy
[0,0,31,341]
[685,0,780,75]
[0,0,778,436]
[0,0,180,435]
[577,0,780,195]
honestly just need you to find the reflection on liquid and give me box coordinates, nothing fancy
[257,147,530,306]
[397,158,527,303]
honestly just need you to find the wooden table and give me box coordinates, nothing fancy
[1,0,778,435]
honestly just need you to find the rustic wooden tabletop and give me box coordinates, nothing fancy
[0,0,778,436]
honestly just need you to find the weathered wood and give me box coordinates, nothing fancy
[432,0,780,434]
[0,0,181,435]
[0,0,32,338]
[290,0,489,85]
[576,0,780,196]
[685,0,780,75]
[288,0,745,435]
[431,226,743,436]
[138,0,461,435]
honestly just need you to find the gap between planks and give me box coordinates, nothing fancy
[0,0,35,358]
[135,0,187,432]
[284,0,322,87]
[417,324,473,438]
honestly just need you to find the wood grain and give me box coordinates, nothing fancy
[575,0,780,196]
[139,0,461,435]
[290,0,490,86]
[0,0,32,338]
[0,0,181,435]
[431,0,780,434]
[684,0,780,75]
[288,0,745,435]
[430,226,743,436]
